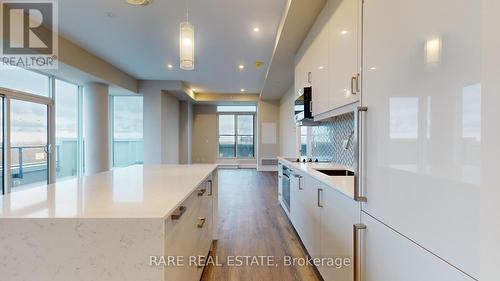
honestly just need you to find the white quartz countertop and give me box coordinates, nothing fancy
[0,164,217,219]
[278,157,355,200]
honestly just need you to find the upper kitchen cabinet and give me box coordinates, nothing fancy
[327,0,361,112]
[295,34,313,99]
[294,0,362,119]
[310,0,331,116]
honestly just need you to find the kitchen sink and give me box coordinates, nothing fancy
[314,169,354,176]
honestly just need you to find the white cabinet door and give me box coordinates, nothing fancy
[295,36,313,99]
[298,175,322,258]
[318,186,359,281]
[289,170,302,232]
[328,0,360,110]
[361,213,475,281]
[295,54,305,98]
[311,0,331,116]
[362,0,480,278]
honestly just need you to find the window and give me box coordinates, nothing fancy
[300,126,308,157]
[0,67,84,194]
[217,105,257,112]
[112,96,144,167]
[0,67,50,97]
[55,79,81,180]
[217,106,256,158]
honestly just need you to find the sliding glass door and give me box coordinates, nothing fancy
[10,100,49,191]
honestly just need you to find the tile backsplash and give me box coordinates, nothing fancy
[311,112,355,169]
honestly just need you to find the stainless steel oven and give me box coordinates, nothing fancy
[282,166,291,212]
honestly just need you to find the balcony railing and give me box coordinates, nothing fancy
[4,139,144,188]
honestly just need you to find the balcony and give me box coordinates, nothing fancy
[3,139,143,191]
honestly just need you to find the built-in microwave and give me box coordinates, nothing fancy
[294,87,312,123]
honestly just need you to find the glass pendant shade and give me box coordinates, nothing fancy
[180,21,194,70]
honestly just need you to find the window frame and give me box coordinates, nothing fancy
[0,68,84,194]
[217,111,256,159]
[297,126,312,159]
[53,78,84,180]
[110,95,144,168]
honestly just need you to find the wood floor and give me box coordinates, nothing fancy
[201,169,320,281]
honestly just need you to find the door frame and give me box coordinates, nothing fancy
[0,87,54,194]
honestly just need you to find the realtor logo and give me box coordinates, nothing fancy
[0,0,58,69]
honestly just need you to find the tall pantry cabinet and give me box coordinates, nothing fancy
[360,0,479,280]
[295,0,481,280]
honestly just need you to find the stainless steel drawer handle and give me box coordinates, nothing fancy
[355,106,368,202]
[197,217,206,228]
[198,189,206,196]
[171,206,187,220]
[294,175,303,190]
[317,188,323,207]
[207,180,213,196]
[351,76,357,95]
[353,224,367,281]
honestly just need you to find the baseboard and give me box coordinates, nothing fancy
[257,165,278,172]
[217,163,257,169]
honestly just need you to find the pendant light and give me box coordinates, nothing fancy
[180,0,194,70]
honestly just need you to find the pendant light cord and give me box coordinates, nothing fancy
[185,0,189,22]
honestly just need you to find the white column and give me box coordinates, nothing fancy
[83,82,110,175]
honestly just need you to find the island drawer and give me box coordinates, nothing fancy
[164,179,214,281]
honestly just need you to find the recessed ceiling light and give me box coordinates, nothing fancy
[238,64,245,70]
[253,27,260,32]
[126,0,150,6]
[370,66,377,70]
[341,30,348,35]
[167,64,173,69]
[240,88,245,92]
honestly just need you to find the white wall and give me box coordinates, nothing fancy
[257,100,281,170]
[162,93,180,164]
[279,85,298,157]
[140,81,181,164]
[179,101,193,164]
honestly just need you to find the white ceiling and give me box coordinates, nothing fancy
[56,0,287,94]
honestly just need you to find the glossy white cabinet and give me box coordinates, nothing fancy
[318,181,359,281]
[311,0,331,116]
[362,0,480,278]
[298,174,322,258]
[295,35,313,99]
[328,0,360,110]
[361,213,475,281]
[294,0,361,118]
[290,170,321,258]
[288,170,360,281]
[289,170,302,232]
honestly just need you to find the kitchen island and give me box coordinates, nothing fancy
[0,164,218,281]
